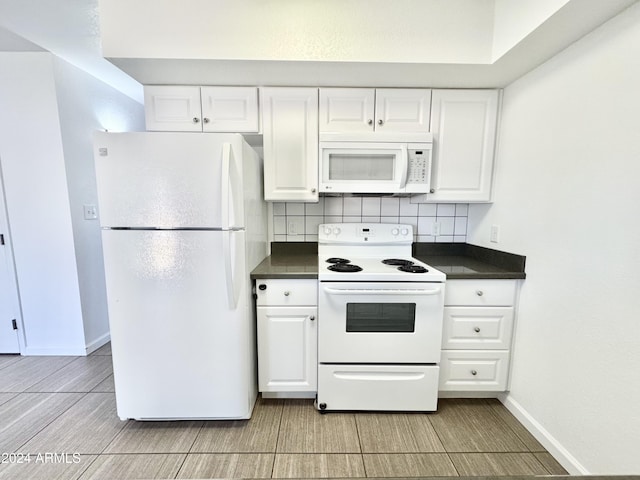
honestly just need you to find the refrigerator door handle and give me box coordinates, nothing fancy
[221,143,232,230]
[222,231,237,309]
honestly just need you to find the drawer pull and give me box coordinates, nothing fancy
[284,291,290,296]
[310,315,315,321]
[476,290,484,296]
[471,370,478,376]
[474,327,481,333]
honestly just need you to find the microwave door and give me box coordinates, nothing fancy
[320,143,406,193]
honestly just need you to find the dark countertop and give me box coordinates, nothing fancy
[251,242,525,280]
[413,243,526,280]
[251,242,319,279]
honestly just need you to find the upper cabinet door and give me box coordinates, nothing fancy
[319,88,375,133]
[425,89,499,203]
[375,88,431,132]
[144,86,203,132]
[261,87,319,202]
[200,87,259,133]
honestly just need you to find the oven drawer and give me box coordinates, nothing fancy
[256,279,317,306]
[442,307,514,350]
[318,364,439,411]
[444,280,516,306]
[439,350,509,391]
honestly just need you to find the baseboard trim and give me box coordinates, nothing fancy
[499,393,589,475]
[85,333,111,355]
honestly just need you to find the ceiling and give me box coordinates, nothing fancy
[0,0,638,105]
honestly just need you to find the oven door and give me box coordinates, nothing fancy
[319,281,444,364]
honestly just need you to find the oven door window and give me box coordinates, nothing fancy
[346,303,416,332]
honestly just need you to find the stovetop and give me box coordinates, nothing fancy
[319,255,446,282]
[318,223,446,282]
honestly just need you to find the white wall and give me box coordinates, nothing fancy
[492,0,570,59]
[0,52,86,354]
[0,52,144,355]
[52,57,144,351]
[467,3,640,474]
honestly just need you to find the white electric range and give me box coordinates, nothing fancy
[317,223,446,412]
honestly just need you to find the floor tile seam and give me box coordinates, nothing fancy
[13,391,89,453]
[424,413,448,453]
[25,363,114,394]
[529,452,559,475]
[172,451,191,479]
[71,453,101,480]
[483,398,534,452]
[446,451,463,477]
[13,356,78,393]
[0,392,18,407]
[272,397,286,454]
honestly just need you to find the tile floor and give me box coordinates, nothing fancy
[0,343,568,479]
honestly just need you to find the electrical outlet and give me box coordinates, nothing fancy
[431,221,441,237]
[287,218,304,236]
[490,224,500,243]
[83,204,98,220]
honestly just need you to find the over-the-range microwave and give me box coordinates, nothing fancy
[319,132,433,194]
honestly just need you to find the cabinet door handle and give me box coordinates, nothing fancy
[476,290,484,296]
[284,291,290,296]
[474,327,481,333]
[192,117,200,123]
[309,315,315,321]
[311,188,317,194]
[377,119,384,125]
[471,370,478,376]
[367,119,373,125]
[203,117,210,124]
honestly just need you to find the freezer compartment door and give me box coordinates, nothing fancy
[101,229,253,419]
[318,364,439,412]
[94,132,244,229]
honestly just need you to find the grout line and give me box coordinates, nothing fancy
[271,396,286,477]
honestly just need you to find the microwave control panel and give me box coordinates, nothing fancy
[406,148,431,185]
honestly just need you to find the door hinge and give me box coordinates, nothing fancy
[12,319,18,330]
[0,234,4,245]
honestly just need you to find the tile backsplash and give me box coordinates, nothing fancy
[271,196,468,243]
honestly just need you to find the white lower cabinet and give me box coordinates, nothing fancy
[439,280,517,393]
[256,279,317,394]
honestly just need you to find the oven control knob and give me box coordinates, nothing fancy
[392,228,399,236]
[333,227,341,235]
[323,226,332,236]
[401,228,409,236]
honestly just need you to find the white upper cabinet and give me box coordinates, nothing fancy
[144,85,259,132]
[261,87,319,202]
[200,86,259,132]
[375,88,432,132]
[144,86,203,132]
[319,88,431,133]
[417,89,499,203]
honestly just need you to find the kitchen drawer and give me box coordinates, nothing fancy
[442,307,514,350]
[439,350,509,391]
[318,364,439,411]
[256,279,317,306]
[444,280,516,306]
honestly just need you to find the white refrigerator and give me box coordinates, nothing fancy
[94,131,266,420]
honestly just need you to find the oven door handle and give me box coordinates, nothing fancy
[323,286,442,296]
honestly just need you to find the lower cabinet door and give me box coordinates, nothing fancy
[257,306,317,392]
[439,350,510,391]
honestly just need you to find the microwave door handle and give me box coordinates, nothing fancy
[398,145,409,188]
